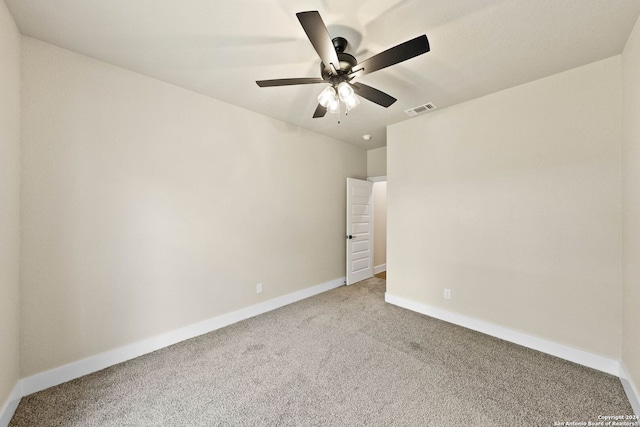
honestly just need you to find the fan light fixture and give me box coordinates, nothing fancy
[317,83,359,114]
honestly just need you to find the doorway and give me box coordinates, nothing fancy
[345,177,387,284]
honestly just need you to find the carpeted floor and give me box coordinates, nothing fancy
[10,277,632,426]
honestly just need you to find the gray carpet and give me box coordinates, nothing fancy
[10,278,632,426]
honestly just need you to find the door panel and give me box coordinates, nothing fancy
[352,240,370,253]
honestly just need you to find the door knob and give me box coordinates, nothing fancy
[347,235,356,239]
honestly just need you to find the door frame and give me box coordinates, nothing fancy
[369,176,387,277]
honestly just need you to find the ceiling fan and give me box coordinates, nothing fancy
[256,11,430,118]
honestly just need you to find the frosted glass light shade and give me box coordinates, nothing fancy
[327,96,340,114]
[344,95,360,111]
[337,82,355,101]
[317,86,337,107]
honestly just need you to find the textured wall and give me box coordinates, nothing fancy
[622,14,640,405]
[387,57,622,358]
[0,0,21,416]
[367,147,387,178]
[20,37,366,377]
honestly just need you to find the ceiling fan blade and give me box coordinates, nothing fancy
[256,78,326,87]
[350,34,430,78]
[313,104,327,118]
[351,82,397,108]
[296,11,340,72]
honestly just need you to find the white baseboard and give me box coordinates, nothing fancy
[385,293,620,376]
[0,382,22,427]
[367,176,387,182]
[6,281,633,424]
[620,363,640,417]
[19,277,345,398]
[373,264,387,275]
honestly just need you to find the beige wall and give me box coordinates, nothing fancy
[367,147,387,177]
[622,15,640,401]
[20,37,366,377]
[373,182,387,269]
[387,57,622,358]
[0,1,21,414]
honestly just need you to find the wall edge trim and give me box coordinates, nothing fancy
[373,264,387,274]
[384,292,620,376]
[20,277,345,397]
[0,382,22,427]
[620,362,640,416]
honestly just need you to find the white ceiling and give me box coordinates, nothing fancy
[6,0,640,149]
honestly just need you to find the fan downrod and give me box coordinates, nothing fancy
[332,37,348,53]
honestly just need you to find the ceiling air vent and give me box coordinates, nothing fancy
[405,102,436,117]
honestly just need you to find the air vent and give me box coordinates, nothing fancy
[405,102,437,117]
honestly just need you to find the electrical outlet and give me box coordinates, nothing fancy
[256,283,263,294]
[444,288,451,300]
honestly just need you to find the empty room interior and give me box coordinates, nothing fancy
[2,0,640,425]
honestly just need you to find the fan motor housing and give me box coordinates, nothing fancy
[320,37,357,81]
[320,53,357,80]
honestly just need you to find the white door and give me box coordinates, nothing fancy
[346,178,374,285]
